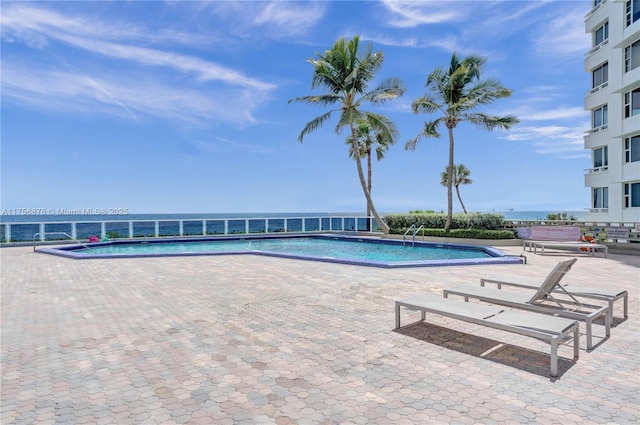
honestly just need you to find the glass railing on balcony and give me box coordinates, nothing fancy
[585,39,609,57]
[585,124,608,135]
[587,81,608,95]
[585,0,607,19]
[584,166,609,174]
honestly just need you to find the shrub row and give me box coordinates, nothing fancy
[384,212,507,231]
[389,228,517,240]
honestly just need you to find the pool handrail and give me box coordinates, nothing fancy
[403,225,424,247]
[32,232,93,252]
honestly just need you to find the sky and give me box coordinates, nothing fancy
[1,0,593,215]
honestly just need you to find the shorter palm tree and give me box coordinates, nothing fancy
[345,119,397,217]
[440,164,472,214]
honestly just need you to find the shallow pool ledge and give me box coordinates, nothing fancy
[381,234,523,247]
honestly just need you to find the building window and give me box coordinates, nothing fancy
[593,146,608,169]
[624,182,640,207]
[593,187,608,208]
[626,0,640,26]
[594,22,609,46]
[624,88,640,118]
[625,135,640,163]
[593,104,608,129]
[625,40,640,72]
[592,62,608,88]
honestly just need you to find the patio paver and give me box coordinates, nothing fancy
[1,245,638,424]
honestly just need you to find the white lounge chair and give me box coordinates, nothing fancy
[442,259,610,350]
[480,275,628,323]
[528,241,608,257]
[395,294,579,377]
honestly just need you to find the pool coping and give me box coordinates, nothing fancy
[37,233,524,268]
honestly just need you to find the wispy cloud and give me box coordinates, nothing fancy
[533,11,590,56]
[504,99,589,158]
[381,0,465,28]
[2,64,263,125]
[504,124,588,158]
[0,4,276,125]
[518,106,587,122]
[203,1,325,38]
[1,4,274,91]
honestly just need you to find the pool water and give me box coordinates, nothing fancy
[41,235,521,268]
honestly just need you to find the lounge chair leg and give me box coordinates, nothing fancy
[586,319,593,351]
[550,339,558,377]
[573,325,580,359]
[624,295,629,318]
[395,303,401,329]
[608,300,614,325]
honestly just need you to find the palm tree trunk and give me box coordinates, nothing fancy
[445,126,455,231]
[351,126,389,233]
[367,151,372,218]
[455,186,468,214]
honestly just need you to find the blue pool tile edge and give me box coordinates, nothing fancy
[37,234,524,268]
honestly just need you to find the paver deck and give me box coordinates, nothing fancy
[1,244,638,424]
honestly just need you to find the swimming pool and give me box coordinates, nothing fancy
[39,234,522,268]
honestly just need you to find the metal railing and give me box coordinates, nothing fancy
[32,232,93,252]
[585,124,608,135]
[403,224,424,246]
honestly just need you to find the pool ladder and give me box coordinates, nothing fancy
[403,225,424,247]
[32,232,93,252]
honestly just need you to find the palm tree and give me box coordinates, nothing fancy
[289,36,405,233]
[345,118,397,218]
[406,53,519,230]
[440,164,472,214]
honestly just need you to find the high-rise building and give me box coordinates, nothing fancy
[584,0,640,222]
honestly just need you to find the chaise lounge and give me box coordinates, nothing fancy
[442,259,610,350]
[524,240,608,257]
[394,294,579,377]
[480,269,628,323]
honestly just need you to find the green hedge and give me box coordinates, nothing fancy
[393,228,517,240]
[384,212,516,239]
[385,212,507,230]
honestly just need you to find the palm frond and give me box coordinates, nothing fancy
[463,113,520,131]
[361,77,405,104]
[404,135,421,151]
[411,95,441,114]
[363,112,398,145]
[423,119,442,138]
[288,94,342,107]
[335,108,365,135]
[405,119,441,150]
[464,79,513,107]
[297,110,334,142]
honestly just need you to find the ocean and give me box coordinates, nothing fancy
[0,210,586,224]
[0,211,586,243]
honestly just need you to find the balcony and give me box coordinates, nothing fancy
[584,166,609,175]
[585,124,608,135]
[622,114,640,135]
[586,81,609,96]
[585,0,607,19]
[587,208,609,214]
[584,169,610,187]
[585,39,609,58]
